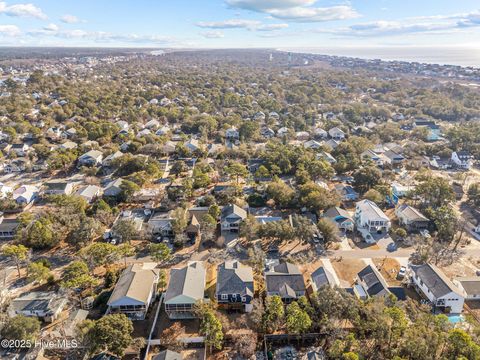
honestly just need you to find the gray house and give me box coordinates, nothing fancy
[164,261,206,319]
[216,261,254,310]
[265,262,306,303]
[354,265,391,300]
[9,291,67,323]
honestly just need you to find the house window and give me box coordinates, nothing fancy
[241,296,247,302]
[221,294,228,300]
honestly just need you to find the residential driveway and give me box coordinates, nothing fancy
[375,233,394,250]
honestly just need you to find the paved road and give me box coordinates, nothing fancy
[322,247,480,259]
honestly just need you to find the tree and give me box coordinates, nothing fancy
[445,329,480,359]
[149,243,171,263]
[298,182,339,212]
[232,331,257,358]
[82,314,134,357]
[429,205,458,242]
[224,161,249,183]
[467,183,480,206]
[118,179,140,202]
[363,189,383,204]
[285,301,312,334]
[291,214,317,243]
[112,218,138,243]
[262,295,285,333]
[20,217,57,249]
[415,176,455,208]
[317,218,340,247]
[196,303,223,351]
[61,260,97,290]
[239,214,259,241]
[1,315,40,343]
[116,243,135,267]
[1,244,29,277]
[171,207,188,235]
[27,261,51,284]
[79,243,119,269]
[68,216,103,248]
[266,180,295,208]
[353,166,382,193]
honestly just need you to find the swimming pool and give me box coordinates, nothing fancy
[447,314,464,324]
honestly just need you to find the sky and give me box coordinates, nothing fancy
[0,0,479,49]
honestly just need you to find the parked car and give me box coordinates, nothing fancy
[387,242,398,252]
[397,266,407,279]
[420,229,431,238]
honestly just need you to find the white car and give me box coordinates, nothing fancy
[397,266,407,279]
[420,229,431,238]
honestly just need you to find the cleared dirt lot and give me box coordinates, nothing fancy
[330,258,366,286]
[373,257,402,286]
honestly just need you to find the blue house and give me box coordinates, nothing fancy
[216,261,254,311]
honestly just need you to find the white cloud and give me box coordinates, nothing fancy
[43,23,59,32]
[196,18,288,31]
[0,24,20,36]
[321,10,480,37]
[0,1,47,19]
[200,31,225,39]
[60,14,81,24]
[225,0,359,23]
[226,0,315,11]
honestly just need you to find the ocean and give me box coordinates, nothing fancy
[281,47,480,68]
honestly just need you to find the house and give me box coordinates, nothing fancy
[277,127,290,136]
[164,261,206,319]
[136,129,152,138]
[103,151,124,167]
[10,143,29,157]
[311,266,337,292]
[260,127,275,139]
[76,185,103,203]
[144,119,160,130]
[226,127,239,140]
[156,125,170,136]
[453,277,480,300]
[220,204,247,233]
[451,151,473,170]
[296,131,310,141]
[216,261,254,310]
[325,139,340,149]
[103,178,125,197]
[152,350,182,360]
[354,200,391,242]
[354,265,391,300]
[328,127,345,140]
[303,140,323,150]
[147,211,174,238]
[9,291,67,322]
[323,207,354,232]
[383,150,405,167]
[0,214,19,240]
[395,204,429,231]
[361,149,387,167]
[43,181,75,196]
[78,149,103,167]
[4,158,30,173]
[265,262,306,303]
[13,185,38,205]
[391,182,415,198]
[409,263,464,313]
[185,138,202,153]
[334,184,359,202]
[58,140,77,150]
[430,156,453,170]
[107,263,159,320]
[316,151,336,164]
[314,127,328,139]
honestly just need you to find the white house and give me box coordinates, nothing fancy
[13,185,38,205]
[395,204,429,231]
[303,140,323,150]
[451,151,473,170]
[328,127,345,140]
[10,291,67,323]
[76,185,103,203]
[78,150,103,167]
[314,127,328,139]
[107,263,159,320]
[354,200,391,241]
[221,204,247,233]
[453,277,480,300]
[409,263,464,314]
[43,181,75,196]
[103,151,124,167]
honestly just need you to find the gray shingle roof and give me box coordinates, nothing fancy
[216,261,254,297]
[266,262,305,297]
[357,265,390,297]
[410,263,461,298]
[164,261,206,305]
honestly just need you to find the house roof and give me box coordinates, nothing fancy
[455,277,480,296]
[410,263,461,298]
[216,261,254,297]
[164,261,206,305]
[221,204,247,220]
[152,350,183,360]
[357,265,391,297]
[80,149,102,160]
[11,291,65,315]
[324,207,352,221]
[107,263,159,306]
[266,262,305,297]
[311,266,335,290]
[396,204,429,222]
[356,200,389,221]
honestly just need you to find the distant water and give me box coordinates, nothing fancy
[282,47,480,68]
